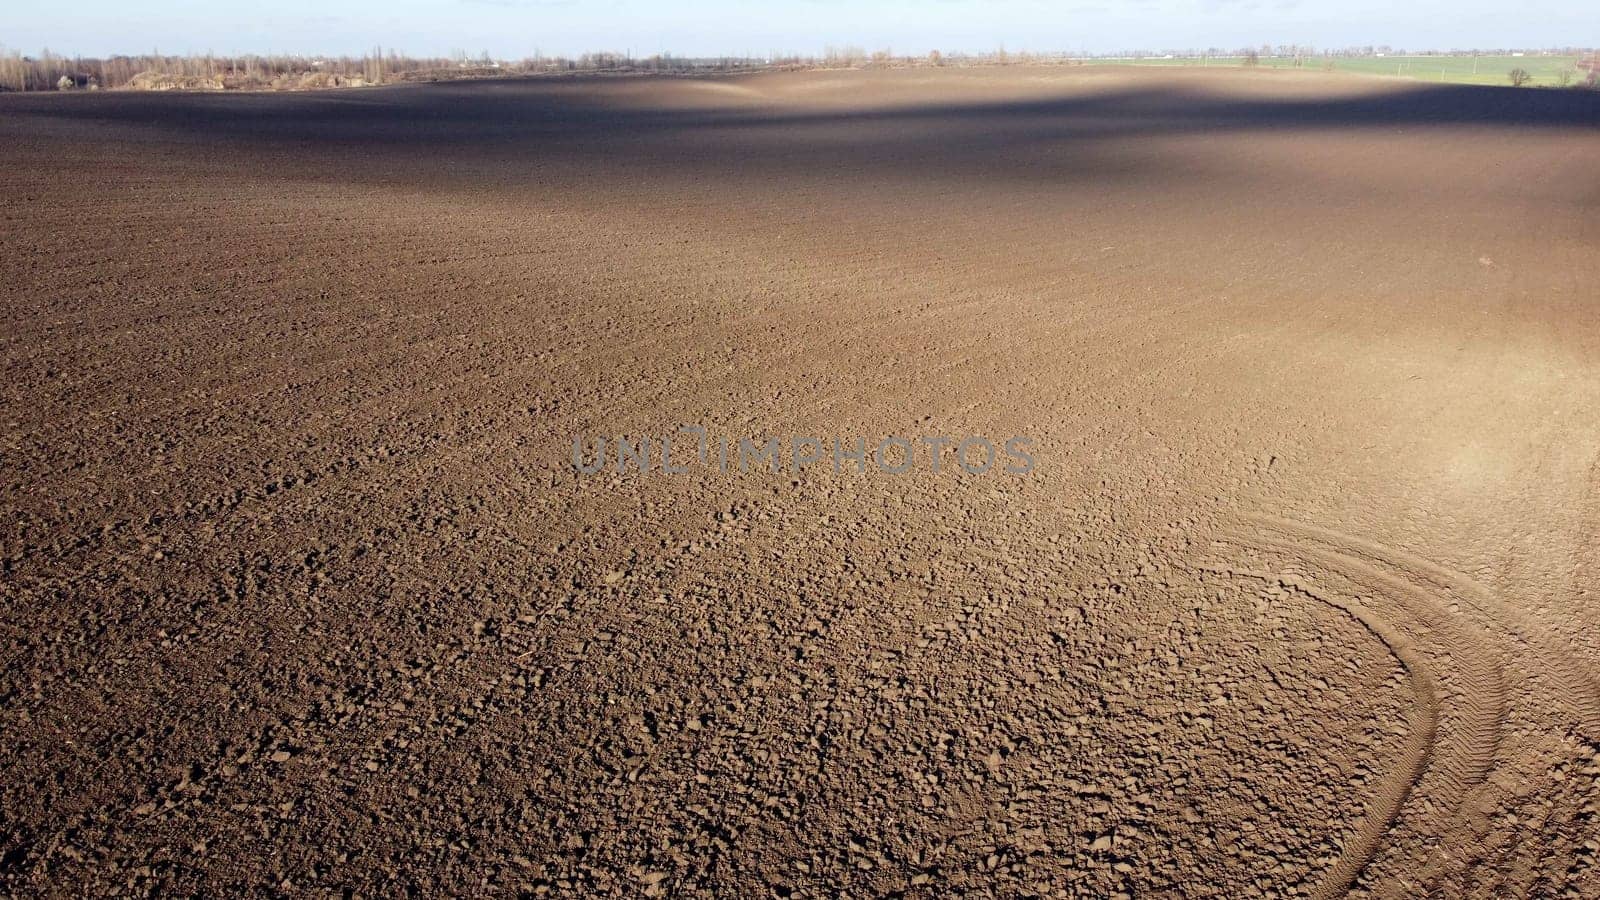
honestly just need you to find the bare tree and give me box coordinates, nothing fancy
[1507,67,1532,87]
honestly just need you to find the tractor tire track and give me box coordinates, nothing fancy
[1208,560,1439,900]
[1258,514,1600,742]
[1217,517,1511,898]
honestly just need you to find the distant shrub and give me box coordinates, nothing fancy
[1507,67,1532,87]
[1243,51,1260,67]
[127,71,225,91]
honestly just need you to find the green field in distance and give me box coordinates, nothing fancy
[1093,54,1586,87]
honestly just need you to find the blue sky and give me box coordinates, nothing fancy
[3,1,1593,58]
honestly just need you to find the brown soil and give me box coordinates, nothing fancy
[2,67,1598,897]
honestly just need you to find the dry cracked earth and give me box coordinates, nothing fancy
[2,67,1599,897]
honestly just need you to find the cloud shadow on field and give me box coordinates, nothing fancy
[2,72,1596,189]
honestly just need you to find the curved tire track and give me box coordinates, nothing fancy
[1257,514,1600,742]
[1215,516,1511,898]
[1208,561,1439,899]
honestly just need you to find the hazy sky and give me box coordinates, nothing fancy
[4,1,1594,58]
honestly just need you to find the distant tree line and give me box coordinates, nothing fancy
[2,44,1595,93]
[0,48,430,92]
[0,47,800,92]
